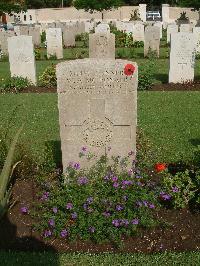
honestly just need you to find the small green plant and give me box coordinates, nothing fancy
[41,31,46,43]
[195,52,200,60]
[129,10,141,21]
[124,33,134,48]
[0,125,23,219]
[177,11,189,23]
[133,41,144,48]
[38,64,56,88]
[0,51,8,62]
[34,48,41,60]
[138,57,156,90]
[162,170,199,209]
[1,77,32,93]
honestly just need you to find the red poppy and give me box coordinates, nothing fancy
[124,64,135,76]
[155,163,167,173]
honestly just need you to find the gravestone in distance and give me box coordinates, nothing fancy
[132,24,144,42]
[169,32,196,83]
[179,24,191,32]
[0,31,15,55]
[89,33,115,59]
[63,29,75,47]
[56,59,138,171]
[8,36,36,85]
[29,27,41,47]
[154,22,163,39]
[193,27,200,52]
[46,28,63,59]
[167,24,178,43]
[95,23,110,33]
[144,26,160,57]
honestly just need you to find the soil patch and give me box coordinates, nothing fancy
[0,178,199,253]
[18,82,200,93]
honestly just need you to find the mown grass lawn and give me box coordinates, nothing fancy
[0,251,200,266]
[0,92,200,163]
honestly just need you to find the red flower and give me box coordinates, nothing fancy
[124,64,135,76]
[155,163,167,173]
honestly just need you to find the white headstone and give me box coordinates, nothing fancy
[144,26,160,57]
[154,22,163,39]
[8,36,36,85]
[0,31,15,54]
[132,24,144,42]
[29,27,41,47]
[180,24,191,33]
[89,33,115,59]
[169,33,196,83]
[193,27,200,52]
[95,23,110,33]
[56,59,138,170]
[46,28,63,59]
[167,24,178,43]
[63,29,75,47]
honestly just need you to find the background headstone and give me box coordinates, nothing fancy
[46,28,63,59]
[167,24,178,43]
[89,33,115,59]
[132,24,144,42]
[193,27,200,52]
[56,59,138,170]
[180,24,191,32]
[0,31,15,55]
[144,26,160,57]
[29,26,41,47]
[169,32,196,83]
[95,23,110,33]
[8,36,36,84]
[63,29,75,47]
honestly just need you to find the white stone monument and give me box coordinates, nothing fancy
[193,27,200,52]
[95,23,110,33]
[46,28,63,59]
[167,24,178,43]
[179,24,191,33]
[63,29,75,47]
[169,33,196,83]
[56,59,138,170]
[29,27,41,47]
[8,36,36,85]
[144,26,160,57]
[132,24,144,42]
[89,33,115,59]
[0,31,15,54]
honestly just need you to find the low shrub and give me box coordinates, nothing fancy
[34,48,41,60]
[0,77,32,93]
[33,149,159,245]
[138,57,156,90]
[41,31,46,43]
[38,64,56,88]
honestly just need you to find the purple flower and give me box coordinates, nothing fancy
[41,191,49,201]
[44,229,52,238]
[66,202,73,210]
[172,186,179,193]
[86,197,93,204]
[77,176,88,185]
[113,182,119,188]
[83,203,88,210]
[160,192,171,201]
[88,226,95,233]
[71,212,77,219]
[48,218,55,227]
[81,146,87,152]
[112,176,118,182]
[122,180,133,186]
[143,200,148,207]
[112,219,120,227]
[102,211,111,218]
[131,219,139,225]
[20,207,28,214]
[120,219,129,226]
[149,203,155,209]
[52,207,58,214]
[116,205,124,211]
[73,162,80,170]
[60,229,68,238]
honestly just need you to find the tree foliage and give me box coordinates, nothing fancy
[177,0,200,10]
[25,0,73,9]
[0,1,25,16]
[74,0,124,13]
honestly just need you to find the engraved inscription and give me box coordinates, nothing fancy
[82,118,113,147]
